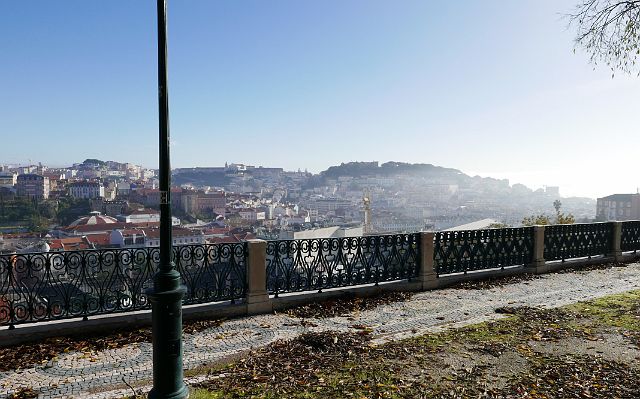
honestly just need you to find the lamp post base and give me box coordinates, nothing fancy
[147,285,189,399]
[148,385,189,399]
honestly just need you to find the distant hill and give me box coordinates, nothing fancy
[317,161,503,189]
[321,161,464,180]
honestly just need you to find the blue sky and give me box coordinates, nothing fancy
[1,1,638,198]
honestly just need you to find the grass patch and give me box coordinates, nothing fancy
[568,290,640,331]
[187,389,226,399]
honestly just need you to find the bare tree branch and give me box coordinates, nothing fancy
[568,0,640,75]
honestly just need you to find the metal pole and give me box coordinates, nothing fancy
[148,0,188,398]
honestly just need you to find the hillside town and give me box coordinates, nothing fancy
[0,158,610,254]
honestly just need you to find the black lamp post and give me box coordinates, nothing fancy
[147,1,188,398]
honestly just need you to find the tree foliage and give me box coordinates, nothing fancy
[0,197,39,222]
[321,162,460,180]
[488,222,511,229]
[522,214,553,226]
[82,158,106,166]
[27,215,48,233]
[522,201,575,226]
[569,0,640,74]
[56,198,91,226]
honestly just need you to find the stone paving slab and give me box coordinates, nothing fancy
[2,264,640,398]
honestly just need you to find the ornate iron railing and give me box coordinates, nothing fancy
[621,221,640,252]
[433,227,534,276]
[543,223,612,261]
[265,233,420,296]
[0,243,247,327]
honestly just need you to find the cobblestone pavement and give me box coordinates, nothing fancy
[2,264,640,398]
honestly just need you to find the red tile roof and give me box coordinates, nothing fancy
[85,233,111,247]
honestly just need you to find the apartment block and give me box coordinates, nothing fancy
[16,174,49,199]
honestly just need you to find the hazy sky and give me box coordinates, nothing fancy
[1,1,638,199]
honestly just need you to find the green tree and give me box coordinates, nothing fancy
[0,198,38,222]
[488,222,511,229]
[27,215,48,233]
[553,200,576,224]
[522,214,553,226]
[570,1,640,75]
[83,158,106,166]
[553,200,562,214]
[38,200,58,220]
[56,198,91,226]
[522,201,575,226]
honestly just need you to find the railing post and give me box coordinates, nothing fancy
[609,221,622,262]
[419,232,438,290]
[526,225,546,274]
[246,239,272,315]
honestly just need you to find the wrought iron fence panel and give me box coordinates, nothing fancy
[175,243,247,304]
[621,221,640,252]
[543,223,612,261]
[0,243,247,327]
[434,227,534,276]
[265,233,420,296]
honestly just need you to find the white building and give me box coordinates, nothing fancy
[68,181,105,199]
[116,182,132,196]
[238,208,266,222]
[143,227,206,247]
[110,229,147,248]
[0,172,17,188]
[116,209,180,226]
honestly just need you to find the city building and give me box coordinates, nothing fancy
[182,191,226,216]
[91,198,129,216]
[308,198,353,214]
[116,208,180,226]
[545,186,560,197]
[596,193,640,221]
[143,227,206,247]
[16,174,49,199]
[0,172,17,188]
[68,181,105,199]
[48,235,111,251]
[238,208,266,222]
[110,229,147,248]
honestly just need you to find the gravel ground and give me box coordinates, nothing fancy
[2,262,640,399]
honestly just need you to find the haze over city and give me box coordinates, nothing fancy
[2,0,639,198]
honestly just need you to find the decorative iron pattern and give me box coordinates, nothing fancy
[433,227,534,276]
[0,243,247,327]
[265,234,420,296]
[543,223,612,261]
[621,221,640,252]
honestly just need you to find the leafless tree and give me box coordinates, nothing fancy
[569,0,640,75]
